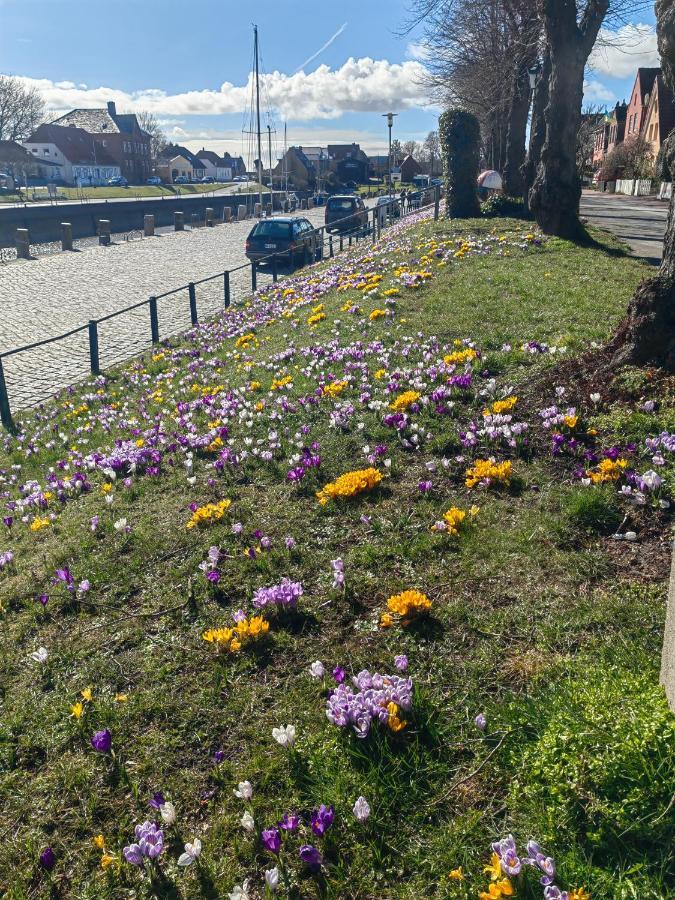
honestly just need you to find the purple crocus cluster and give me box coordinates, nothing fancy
[252,578,303,610]
[492,835,572,896]
[123,821,164,865]
[325,670,413,738]
[93,441,162,477]
[287,444,322,482]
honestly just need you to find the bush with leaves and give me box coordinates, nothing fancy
[439,108,481,218]
[481,194,527,219]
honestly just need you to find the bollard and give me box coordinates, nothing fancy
[98,220,111,246]
[144,214,155,237]
[300,199,307,210]
[237,205,247,221]
[16,228,30,259]
[149,296,159,343]
[61,222,73,251]
[223,206,232,223]
[174,211,184,231]
[254,202,262,218]
[205,207,214,227]
[88,320,100,375]
[0,357,16,433]
[224,270,231,307]
[188,283,198,325]
[251,261,257,292]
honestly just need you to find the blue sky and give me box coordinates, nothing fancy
[0,0,661,163]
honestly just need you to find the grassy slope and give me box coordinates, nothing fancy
[0,215,673,899]
[0,184,265,203]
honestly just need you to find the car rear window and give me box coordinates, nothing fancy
[252,221,291,238]
[328,198,355,211]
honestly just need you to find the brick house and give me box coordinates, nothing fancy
[22,124,121,185]
[272,146,315,189]
[625,68,660,141]
[156,144,206,183]
[606,101,628,156]
[592,116,611,166]
[400,154,422,183]
[50,101,151,183]
[642,71,675,160]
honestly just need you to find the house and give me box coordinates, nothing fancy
[156,144,206,182]
[0,140,44,181]
[606,101,628,156]
[400,154,422,183]
[641,71,675,160]
[368,155,390,178]
[625,68,660,141]
[50,101,151,183]
[592,115,611,166]
[272,146,316,190]
[23,124,121,185]
[197,149,233,182]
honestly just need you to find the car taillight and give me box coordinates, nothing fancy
[245,240,251,251]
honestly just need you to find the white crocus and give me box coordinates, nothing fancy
[177,838,201,866]
[113,518,127,531]
[240,811,255,832]
[29,647,49,664]
[160,800,176,825]
[309,660,325,679]
[234,780,253,801]
[272,724,296,747]
[265,867,280,891]
[352,796,371,821]
[228,880,251,900]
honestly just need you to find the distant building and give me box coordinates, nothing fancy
[197,149,233,181]
[606,101,628,156]
[625,68,660,141]
[400,154,422,183]
[50,101,151,183]
[592,117,611,167]
[642,71,675,159]
[23,124,121,185]
[0,140,44,181]
[156,144,206,182]
[272,146,316,189]
[368,155,390,178]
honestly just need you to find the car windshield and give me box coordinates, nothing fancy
[328,199,355,210]
[252,222,291,238]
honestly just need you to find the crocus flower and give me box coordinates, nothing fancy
[309,660,325,678]
[394,654,408,672]
[38,593,49,606]
[492,834,521,876]
[475,713,487,731]
[149,791,165,809]
[123,821,164,865]
[213,750,225,763]
[234,780,253,800]
[272,724,296,747]
[331,558,345,589]
[240,811,255,833]
[228,881,251,900]
[177,838,201,866]
[310,804,334,836]
[39,847,56,870]
[261,827,281,854]
[160,801,176,825]
[332,666,346,684]
[90,728,112,753]
[29,647,49,664]
[265,867,280,892]
[278,812,300,831]
[299,844,323,870]
[352,796,370,821]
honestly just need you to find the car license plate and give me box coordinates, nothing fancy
[264,243,277,249]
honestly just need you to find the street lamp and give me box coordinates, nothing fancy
[382,112,398,191]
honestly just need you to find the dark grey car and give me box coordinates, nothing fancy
[245,217,317,266]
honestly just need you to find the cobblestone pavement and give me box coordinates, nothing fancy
[0,207,367,411]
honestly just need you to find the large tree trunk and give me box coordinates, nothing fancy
[502,64,531,197]
[610,1,675,370]
[529,0,608,240]
[522,45,551,211]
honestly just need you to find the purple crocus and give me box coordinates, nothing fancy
[213,750,225,763]
[491,834,521,876]
[90,728,112,753]
[332,666,346,684]
[123,821,164,865]
[278,812,300,831]
[37,593,49,607]
[299,844,323,870]
[475,713,487,731]
[149,791,166,810]
[310,804,334,837]
[524,840,556,886]
[394,654,408,672]
[39,846,56,870]
[261,827,281,854]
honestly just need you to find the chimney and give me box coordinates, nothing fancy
[107,101,117,117]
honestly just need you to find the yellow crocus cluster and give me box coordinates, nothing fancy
[322,380,348,399]
[203,615,269,652]
[444,347,478,366]
[381,589,432,627]
[389,390,420,412]
[487,396,518,415]
[585,457,628,484]
[30,516,51,532]
[307,312,326,325]
[369,308,386,321]
[386,701,407,733]
[479,878,514,898]
[434,505,480,536]
[235,333,256,349]
[465,459,513,489]
[316,467,383,505]
[186,498,232,530]
[270,375,293,391]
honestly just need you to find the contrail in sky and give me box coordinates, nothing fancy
[295,22,348,73]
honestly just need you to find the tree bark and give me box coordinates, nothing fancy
[522,45,551,211]
[503,64,531,197]
[529,0,608,240]
[609,1,675,370]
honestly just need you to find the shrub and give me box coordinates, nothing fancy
[509,666,675,864]
[481,194,527,219]
[439,108,481,218]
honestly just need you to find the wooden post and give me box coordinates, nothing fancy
[149,296,159,343]
[251,261,257,292]
[223,206,232,223]
[61,222,73,251]
[88,320,100,375]
[272,255,278,283]
[237,205,247,221]
[434,185,440,221]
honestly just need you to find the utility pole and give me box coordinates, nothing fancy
[383,112,397,193]
[254,24,263,214]
[267,124,273,210]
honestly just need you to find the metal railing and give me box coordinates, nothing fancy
[0,187,441,431]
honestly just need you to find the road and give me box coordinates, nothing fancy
[0,202,376,412]
[580,190,667,265]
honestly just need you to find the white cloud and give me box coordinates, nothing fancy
[406,42,431,61]
[583,79,616,104]
[589,23,659,78]
[11,57,432,123]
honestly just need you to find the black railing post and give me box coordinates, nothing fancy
[149,296,160,343]
[0,357,15,433]
[372,209,377,244]
[434,185,440,220]
[88,320,100,375]
[188,282,198,325]
[224,270,231,307]
[251,261,257,292]
[340,234,344,252]
[272,254,278,283]
[329,235,334,257]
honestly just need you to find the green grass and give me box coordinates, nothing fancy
[0,213,673,898]
[0,183,266,203]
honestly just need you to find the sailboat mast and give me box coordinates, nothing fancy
[254,24,263,213]
[267,124,273,200]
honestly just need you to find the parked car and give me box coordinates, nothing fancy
[245,216,318,267]
[324,194,368,233]
[233,175,250,183]
[201,176,215,184]
[107,176,128,187]
[173,175,189,184]
[376,195,401,220]
[146,176,162,185]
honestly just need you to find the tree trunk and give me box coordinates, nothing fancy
[608,0,675,370]
[529,0,608,240]
[522,45,551,211]
[503,65,531,197]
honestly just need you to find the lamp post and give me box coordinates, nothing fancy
[383,112,398,191]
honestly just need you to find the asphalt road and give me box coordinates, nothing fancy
[580,189,668,265]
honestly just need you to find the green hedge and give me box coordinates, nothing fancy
[439,108,481,218]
